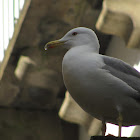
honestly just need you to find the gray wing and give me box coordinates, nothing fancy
[102,55,140,94]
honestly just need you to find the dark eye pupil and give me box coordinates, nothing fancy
[72,32,77,36]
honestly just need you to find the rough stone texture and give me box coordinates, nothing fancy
[59,92,102,136]
[59,92,93,128]
[0,108,78,140]
[0,0,112,139]
[0,0,31,80]
[15,56,35,80]
[0,81,19,106]
[96,0,140,48]
[1,0,110,109]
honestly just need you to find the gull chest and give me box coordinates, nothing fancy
[62,51,107,106]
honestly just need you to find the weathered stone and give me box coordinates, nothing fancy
[88,118,102,136]
[0,81,19,106]
[59,92,93,127]
[96,0,140,48]
[11,86,56,109]
[0,0,111,110]
[15,56,35,80]
[0,0,31,80]
[0,0,113,139]
[87,0,103,9]
[59,92,102,136]
[0,108,78,140]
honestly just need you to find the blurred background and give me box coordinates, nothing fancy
[0,0,140,139]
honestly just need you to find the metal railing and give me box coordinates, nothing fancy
[0,0,25,62]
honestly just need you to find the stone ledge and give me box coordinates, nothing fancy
[59,91,102,136]
[96,0,140,48]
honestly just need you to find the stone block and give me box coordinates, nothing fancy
[59,91,102,136]
[96,0,140,48]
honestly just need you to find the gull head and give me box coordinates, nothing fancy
[45,27,100,52]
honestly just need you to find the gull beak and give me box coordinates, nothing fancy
[44,40,66,50]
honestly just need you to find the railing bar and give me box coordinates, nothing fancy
[0,0,28,63]
[18,0,20,13]
[13,0,15,27]
[8,0,10,41]
[2,0,5,52]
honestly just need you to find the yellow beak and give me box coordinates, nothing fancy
[44,40,66,50]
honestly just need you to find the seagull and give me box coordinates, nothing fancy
[45,27,140,137]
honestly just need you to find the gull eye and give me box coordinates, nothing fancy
[72,32,78,36]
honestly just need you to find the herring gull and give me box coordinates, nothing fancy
[45,27,140,137]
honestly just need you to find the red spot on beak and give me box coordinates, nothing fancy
[49,46,55,48]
